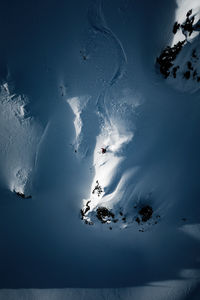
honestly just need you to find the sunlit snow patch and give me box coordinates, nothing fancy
[81,115,136,227]
[67,96,90,157]
[172,0,200,46]
[157,1,200,92]
[77,87,159,230]
[0,82,42,197]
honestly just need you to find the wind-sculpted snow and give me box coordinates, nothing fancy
[0,82,42,196]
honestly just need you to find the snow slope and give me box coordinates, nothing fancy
[0,0,200,298]
[0,82,43,196]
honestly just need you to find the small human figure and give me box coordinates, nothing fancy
[101,148,106,154]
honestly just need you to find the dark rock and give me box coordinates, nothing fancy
[183,71,190,79]
[85,201,91,214]
[173,22,180,34]
[157,40,185,78]
[135,217,140,224]
[80,200,91,221]
[92,180,103,197]
[181,11,195,36]
[193,70,197,79]
[139,205,153,222]
[186,9,192,17]
[80,209,84,220]
[96,207,115,223]
[172,66,179,78]
[15,191,32,199]
[187,61,193,70]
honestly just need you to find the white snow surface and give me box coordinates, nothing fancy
[0,82,42,195]
[172,0,200,46]
[0,0,200,298]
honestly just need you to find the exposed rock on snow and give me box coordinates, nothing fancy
[138,205,153,222]
[157,5,200,92]
[14,191,32,199]
[156,40,185,78]
[96,207,115,223]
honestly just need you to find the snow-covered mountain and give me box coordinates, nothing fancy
[0,0,200,299]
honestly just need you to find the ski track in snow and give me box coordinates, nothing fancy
[88,0,127,88]
[88,0,127,124]
[77,0,137,225]
[67,0,135,226]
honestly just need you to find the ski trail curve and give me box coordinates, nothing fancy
[88,0,127,88]
[88,0,127,125]
[80,0,135,226]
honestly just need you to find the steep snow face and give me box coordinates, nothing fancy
[68,0,200,229]
[172,0,200,46]
[67,96,90,157]
[82,118,134,222]
[157,0,200,92]
[68,0,140,228]
[0,82,42,196]
[71,0,200,232]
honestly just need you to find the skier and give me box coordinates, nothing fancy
[101,147,106,154]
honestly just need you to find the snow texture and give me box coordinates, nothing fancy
[0,0,200,298]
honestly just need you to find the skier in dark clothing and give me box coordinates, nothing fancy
[101,148,106,154]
